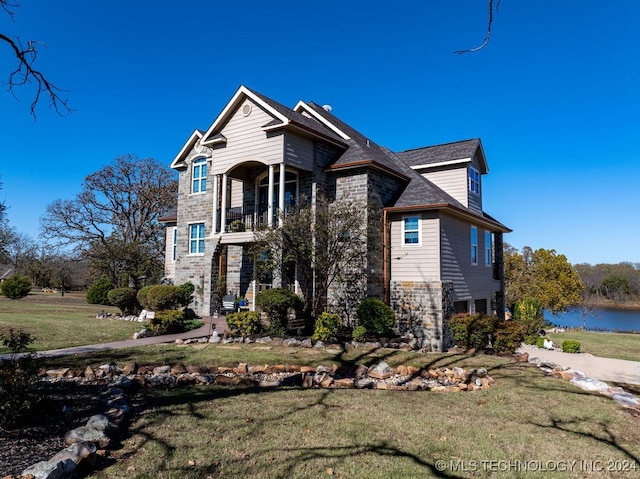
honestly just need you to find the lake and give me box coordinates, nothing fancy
[544,307,640,333]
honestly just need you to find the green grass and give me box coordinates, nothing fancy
[548,330,640,361]
[0,291,142,354]
[65,345,640,479]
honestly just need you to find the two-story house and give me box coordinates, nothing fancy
[160,85,510,351]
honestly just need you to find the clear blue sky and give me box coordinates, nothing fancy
[1,1,638,265]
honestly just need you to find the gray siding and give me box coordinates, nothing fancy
[439,215,501,304]
[389,211,440,281]
[467,152,483,213]
[421,166,468,207]
[284,133,314,172]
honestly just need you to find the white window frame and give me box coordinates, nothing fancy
[402,215,421,246]
[189,223,205,255]
[171,227,177,261]
[484,230,492,267]
[469,167,480,195]
[192,157,207,194]
[471,226,478,265]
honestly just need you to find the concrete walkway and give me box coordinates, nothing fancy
[0,315,230,360]
[518,344,640,386]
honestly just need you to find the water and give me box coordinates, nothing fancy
[544,307,640,333]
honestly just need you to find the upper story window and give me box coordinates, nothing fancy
[469,167,480,195]
[189,223,205,255]
[471,226,478,265]
[402,215,421,246]
[192,158,207,194]
[484,230,492,266]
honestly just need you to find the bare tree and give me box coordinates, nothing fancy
[455,0,500,54]
[41,155,177,287]
[1,0,71,118]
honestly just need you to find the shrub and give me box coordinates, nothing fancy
[493,321,524,353]
[107,287,139,315]
[562,340,581,353]
[147,309,185,334]
[536,336,545,349]
[312,312,342,342]
[356,298,395,337]
[146,285,183,311]
[176,282,195,308]
[226,311,262,337]
[352,325,368,342]
[87,277,113,305]
[449,313,498,350]
[513,299,544,343]
[256,288,303,336]
[136,285,155,309]
[0,274,32,299]
[0,329,39,427]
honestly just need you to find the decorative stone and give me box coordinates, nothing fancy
[64,426,111,449]
[50,441,97,467]
[153,365,171,375]
[22,459,76,479]
[368,362,394,380]
[209,331,221,343]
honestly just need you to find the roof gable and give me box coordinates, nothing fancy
[396,139,488,174]
[170,129,204,169]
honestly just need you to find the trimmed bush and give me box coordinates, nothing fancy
[536,336,545,349]
[146,285,183,311]
[352,325,368,342]
[356,298,395,337]
[147,309,185,334]
[449,313,498,350]
[0,274,32,299]
[107,287,139,315]
[0,329,39,427]
[562,340,581,353]
[86,277,113,305]
[256,288,303,336]
[226,311,262,337]
[136,285,155,310]
[312,312,342,342]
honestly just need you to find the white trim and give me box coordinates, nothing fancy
[202,85,290,144]
[188,222,206,255]
[410,157,471,170]
[401,214,421,247]
[170,130,203,169]
[293,100,351,140]
[191,157,207,194]
[484,230,493,267]
[471,225,478,265]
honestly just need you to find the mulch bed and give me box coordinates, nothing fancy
[0,381,109,477]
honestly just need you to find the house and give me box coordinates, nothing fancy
[160,85,511,351]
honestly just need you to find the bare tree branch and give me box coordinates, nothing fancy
[455,0,500,54]
[1,1,72,119]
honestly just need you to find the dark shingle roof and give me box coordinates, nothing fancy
[396,139,481,167]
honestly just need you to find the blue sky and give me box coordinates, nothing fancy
[1,1,638,265]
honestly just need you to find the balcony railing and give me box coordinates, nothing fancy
[217,207,272,233]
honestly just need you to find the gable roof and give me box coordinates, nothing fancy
[396,138,488,174]
[200,86,346,148]
[170,129,204,169]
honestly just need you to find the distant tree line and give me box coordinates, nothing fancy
[573,262,640,305]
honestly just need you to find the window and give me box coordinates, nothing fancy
[484,230,492,266]
[402,215,420,245]
[469,167,480,195]
[189,223,205,254]
[471,226,478,265]
[171,227,177,261]
[192,158,207,193]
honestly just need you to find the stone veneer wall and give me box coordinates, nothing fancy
[389,280,454,352]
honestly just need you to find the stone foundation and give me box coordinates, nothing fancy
[389,280,454,352]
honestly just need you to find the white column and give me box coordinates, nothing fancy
[211,174,219,234]
[220,173,228,232]
[278,164,285,227]
[267,165,274,227]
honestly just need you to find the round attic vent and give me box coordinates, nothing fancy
[241,103,252,117]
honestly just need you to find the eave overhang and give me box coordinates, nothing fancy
[326,159,410,183]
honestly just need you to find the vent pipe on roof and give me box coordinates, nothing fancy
[322,104,332,112]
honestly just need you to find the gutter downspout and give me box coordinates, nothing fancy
[383,209,389,304]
